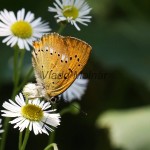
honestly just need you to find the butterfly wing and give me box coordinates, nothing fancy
[32,33,92,98]
[51,36,92,96]
[32,33,68,97]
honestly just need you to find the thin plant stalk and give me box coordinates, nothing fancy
[19,132,23,150]
[44,143,58,150]
[20,128,30,150]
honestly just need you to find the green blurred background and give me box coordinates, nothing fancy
[0,0,150,150]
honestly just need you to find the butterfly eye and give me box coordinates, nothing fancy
[50,96,58,103]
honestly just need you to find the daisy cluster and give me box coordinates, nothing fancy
[0,0,92,51]
[0,0,91,136]
[1,76,88,135]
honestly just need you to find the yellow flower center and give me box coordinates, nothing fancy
[63,6,79,19]
[21,104,43,121]
[11,21,33,39]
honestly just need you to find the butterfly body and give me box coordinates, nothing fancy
[32,33,92,100]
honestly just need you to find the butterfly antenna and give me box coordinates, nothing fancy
[71,104,88,116]
[59,95,88,116]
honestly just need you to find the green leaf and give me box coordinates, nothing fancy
[96,107,150,150]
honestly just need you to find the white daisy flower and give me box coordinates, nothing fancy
[22,83,48,100]
[22,83,43,99]
[60,77,89,102]
[0,8,51,51]
[48,0,92,31]
[1,93,61,135]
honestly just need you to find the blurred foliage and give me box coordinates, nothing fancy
[0,0,150,150]
[97,107,150,150]
[87,0,150,88]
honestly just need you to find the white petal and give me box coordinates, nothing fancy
[10,117,24,124]
[20,8,25,20]
[2,35,13,43]
[25,11,34,22]
[43,113,61,127]
[10,36,18,47]
[55,0,63,8]
[17,38,24,49]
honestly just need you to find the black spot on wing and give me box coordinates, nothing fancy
[68,68,73,73]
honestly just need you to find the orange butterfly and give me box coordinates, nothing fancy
[32,33,92,101]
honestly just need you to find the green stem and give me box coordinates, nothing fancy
[0,46,20,150]
[44,143,58,150]
[48,129,56,146]
[13,46,19,86]
[57,23,67,34]
[21,128,30,150]
[19,132,23,150]
[0,117,9,150]
[17,49,25,86]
